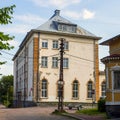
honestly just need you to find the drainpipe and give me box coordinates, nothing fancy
[37,32,40,102]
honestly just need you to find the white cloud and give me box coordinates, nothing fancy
[63,9,95,20]
[8,40,19,48]
[15,14,45,24]
[0,64,13,76]
[63,11,81,20]
[82,9,95,19]
[0,24,31,34]
[0,13,46,35]
[30,0,81,8]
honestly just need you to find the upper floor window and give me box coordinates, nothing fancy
[64,41,69,50]
[41,56,48,68]
[101,81,106,97]
[41,79,48,97]
[72,80,79,98]
[63,58,69,68]
[42,40,48,48]
[53,40,58,49]
[52,57,58,68]
[87,81,93,98]
[58,23,77,33]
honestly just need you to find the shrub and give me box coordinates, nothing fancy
[98,98,106,112]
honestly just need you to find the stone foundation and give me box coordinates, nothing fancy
[106,105,120,118]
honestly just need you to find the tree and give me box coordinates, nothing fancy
[0,75,13,107]
[0,5,16,65]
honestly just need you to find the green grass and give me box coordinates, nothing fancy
[77,108,106,116]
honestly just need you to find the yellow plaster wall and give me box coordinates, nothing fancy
[110,38,120,54]
[106,92,112,102]
[114,93,120,102]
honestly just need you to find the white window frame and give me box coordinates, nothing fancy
[42,40,48,48]
[52,57,58,68]
[41,56,48,68]
[101,81,106,97]
[87,81,93,98]
[63,58,69,68]
[72,80,79,98]
[41,79,47,97]
[53,40,58,49]
[64,41,69,50]
[111,66,120,90]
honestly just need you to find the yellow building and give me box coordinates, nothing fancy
[101,34,120,118]
[13,10,103,107]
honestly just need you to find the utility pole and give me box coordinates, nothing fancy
[58,38,65,112]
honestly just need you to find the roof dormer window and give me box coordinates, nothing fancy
[58,23,77,33]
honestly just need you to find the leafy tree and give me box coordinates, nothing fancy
[0,75,13,107]
[0,5,15,65]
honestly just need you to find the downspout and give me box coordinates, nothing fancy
[37,32,40,102]
[93,39,96,102]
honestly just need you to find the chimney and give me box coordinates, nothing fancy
[54,9,60,16]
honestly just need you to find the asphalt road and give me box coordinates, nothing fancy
[0,105,76,120]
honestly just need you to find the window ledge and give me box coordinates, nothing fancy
[72,97,79,100]
[86,98,92,100]
[40,97,48,99]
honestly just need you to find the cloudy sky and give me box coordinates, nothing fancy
[0,0,120,76]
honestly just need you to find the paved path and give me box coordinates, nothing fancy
[0,105,75,120]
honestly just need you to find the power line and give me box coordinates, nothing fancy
[65,53,94,62]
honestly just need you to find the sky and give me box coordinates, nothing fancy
[0,0,120,77]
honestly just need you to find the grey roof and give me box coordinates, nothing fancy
[100,34,120,46]
[36,10,96,37]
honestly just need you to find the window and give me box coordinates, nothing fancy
[101,81,106,97]
[63,58,69,68]
[42,40,48,48]
[41,56,48,67]
[53,40,58,49]
[52,57,58,68]
[72,80,79,98]
[41,79,47,97]
[64,41,69,50]
[114,71,120,90]
[58,23,77,33]
[87,81,93,98]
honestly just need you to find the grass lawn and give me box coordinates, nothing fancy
[77,108,106,116]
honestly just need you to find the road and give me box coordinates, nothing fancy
[0,105,76,120]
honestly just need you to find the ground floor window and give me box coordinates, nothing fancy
[72,80,79,98]
[41,79,48,97]
[101,81,106,97]
[114,71,120,90]
[87,81,93,98]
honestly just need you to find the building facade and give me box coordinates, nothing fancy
[13,10,102,107]
[101,34,120,118]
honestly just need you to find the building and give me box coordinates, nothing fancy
[13,10,102,107]
[101,34,120,118]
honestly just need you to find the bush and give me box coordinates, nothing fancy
[98,98,106,112]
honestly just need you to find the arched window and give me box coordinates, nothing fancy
[87,81,93,98]
[72,80,79,98]
[41,79,47,97]
[101,81,106,97]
